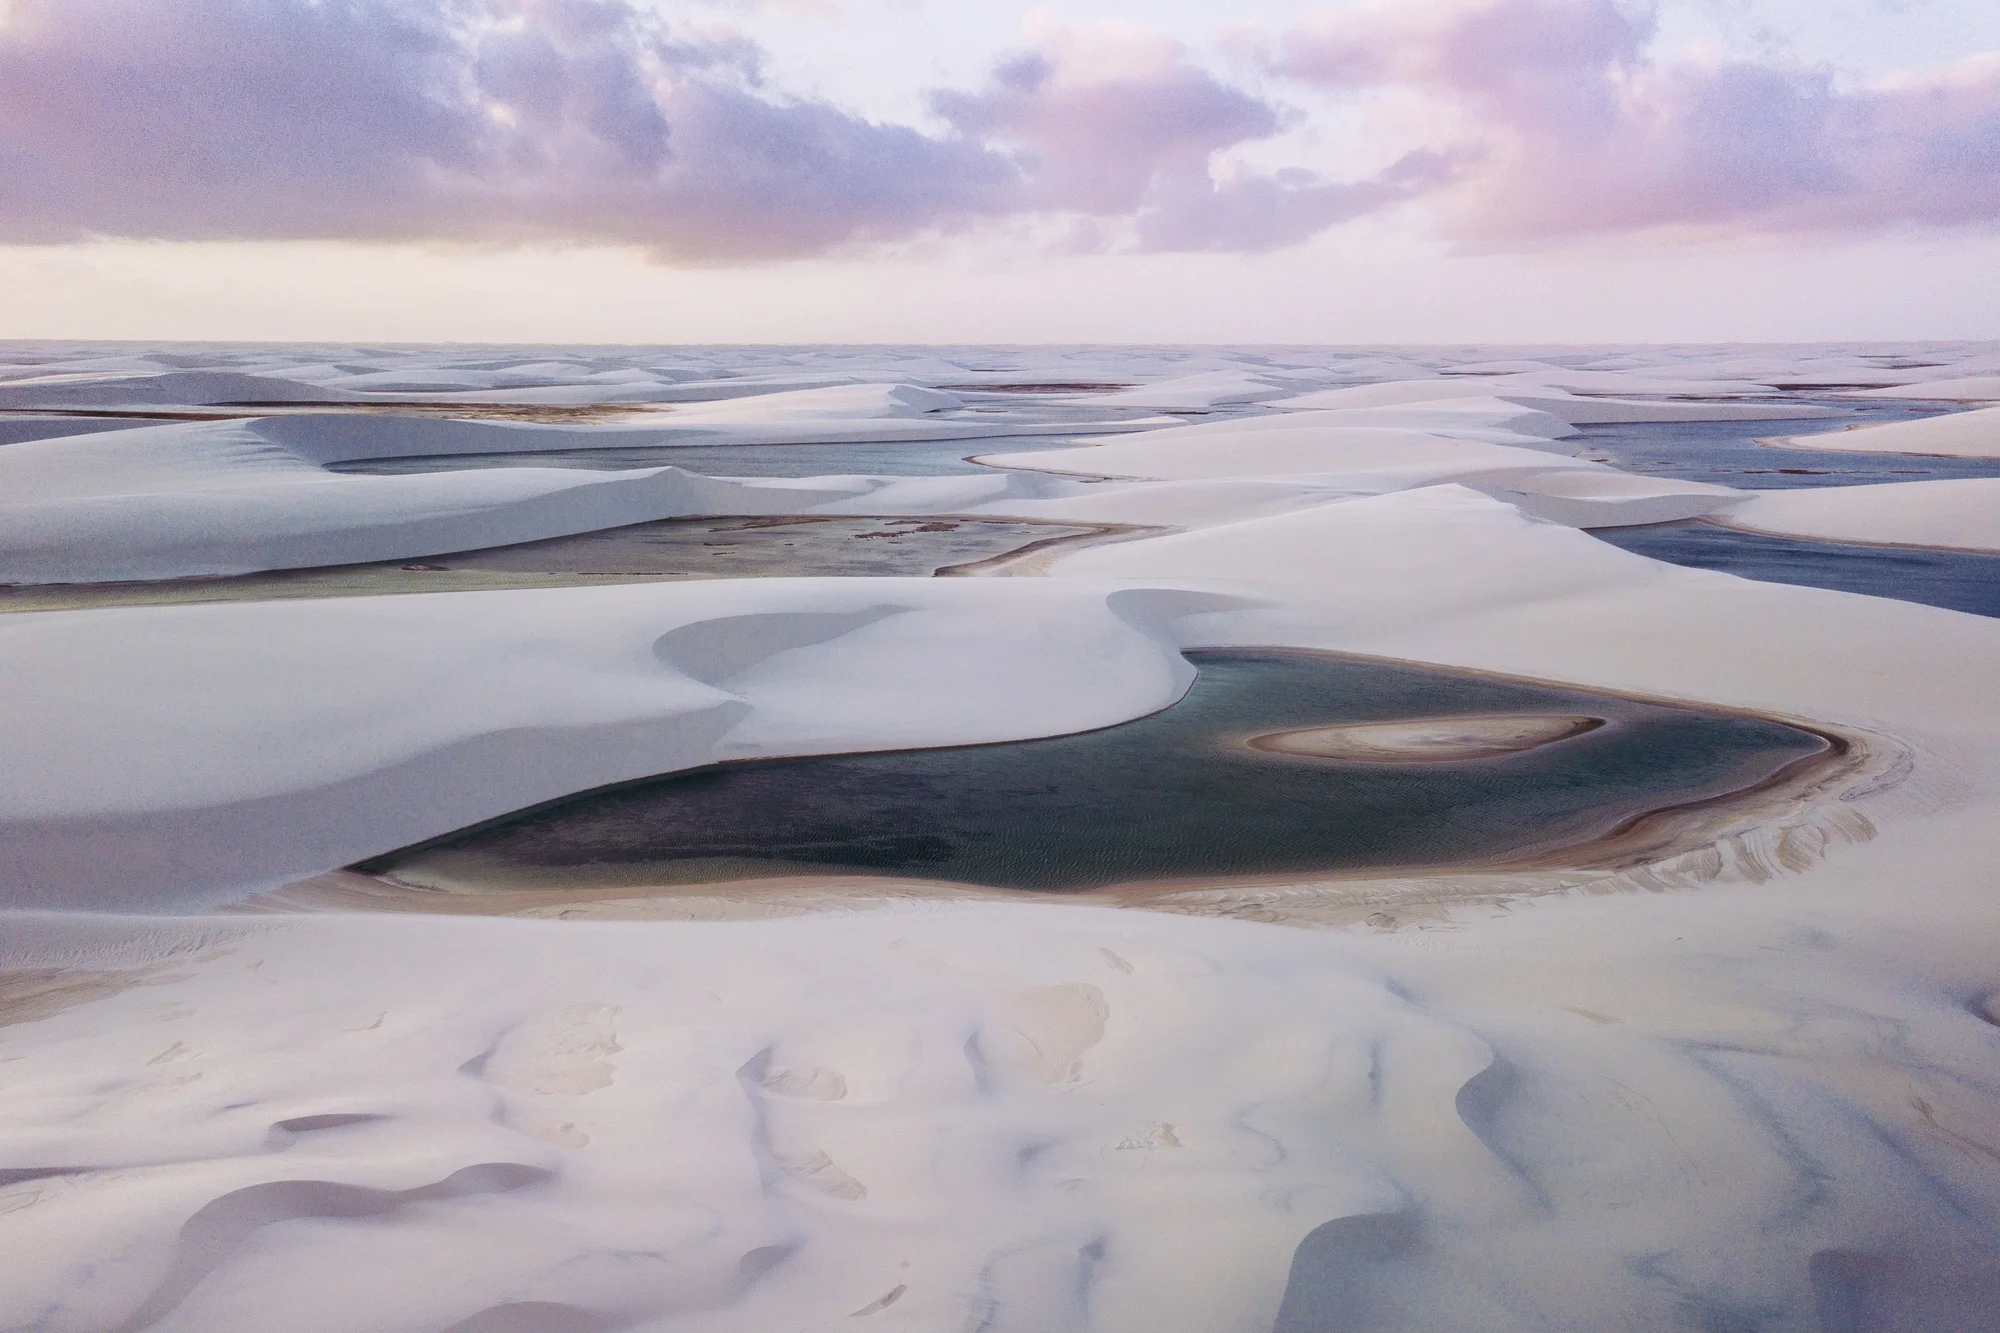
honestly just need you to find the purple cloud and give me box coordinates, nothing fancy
[0,0,1019,258]
[928,27,1447,252]
[1271,0,2000,242]
[1,0,1986,259]
[0,0,1379,258]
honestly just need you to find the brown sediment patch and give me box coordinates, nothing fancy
[0,962,194,1027]
[242,868,1018,921]
[936,383,1134,395]
[966,452,1151,483]
[0,408,235,423]
[1104,715,1894,929]
[0,515,1122,613]
[1245,714,1603,763]
[934,522,1162,576]
[227,401,673,424]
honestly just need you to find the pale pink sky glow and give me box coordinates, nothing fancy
[0,0,1993,340]
[1275,0,2000,242]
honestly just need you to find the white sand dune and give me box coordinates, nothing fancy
[1475,369,1780,398]
[0,906,1506,1333]
[0,420,860,583]
[1038,482,1994,727]
[0,415,167,446]
[0,355,177,381]
[6,482,2000,1330]
[660,382,962,419]
[0,403,1143,583]
[245,397,1144,456]
[0,370,362,409]
[968,477,1365,532]
[1072,369,1323,410]
[386,380,979,415]
[1266,377,1844,424]
[1256,398,1581,442]
[11,881,1987,1333]
[0,578,1234,906]
[353,374,873,406]
[7,389,1769,586]
[1437,358,1565,375]
[982,420,1579,482]
[1719,479,2000,553]
[1480,468,1749,527]
[303,363,709,395]
[982,417,1747,527]
[0,481,1972,908]
[1852,375,2000,402]
[1051,485,1668,625]
[1767,405,2000,458]
[5,340,2000,1333]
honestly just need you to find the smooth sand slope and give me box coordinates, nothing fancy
[1719,478,2000,553]
[0,411,1116,583]
[1852,375,2000,402]
[7,482,1999,1330]
[0,578,1240,906]
[982,415,1749,527]
[1264,376,1846,424]
[1767,404,2000,458]
[3,341,1999,1333]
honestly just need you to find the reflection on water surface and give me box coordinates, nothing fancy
[1594,521,2000,619]
[0,514,1103,612]
[360,651,1829,894]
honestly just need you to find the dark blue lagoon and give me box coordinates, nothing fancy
[359,651,1832,894]
[1567,402,2000,489]
[1572,400,2000,618]
[329,433,1097,478]
[1593,521,2000,618]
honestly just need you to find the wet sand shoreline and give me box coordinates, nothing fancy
[0,515,1127,614]
[246,664,1899,930]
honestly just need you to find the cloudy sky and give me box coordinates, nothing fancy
[0,0,1994,342]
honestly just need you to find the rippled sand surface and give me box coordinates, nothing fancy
[5,341,1999,1333]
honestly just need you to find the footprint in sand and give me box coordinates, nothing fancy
[984,984,1110,1085]
[481,1002,623,1096]
[756,1062,849,1101]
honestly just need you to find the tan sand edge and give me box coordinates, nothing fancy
[1244,713,1603,762]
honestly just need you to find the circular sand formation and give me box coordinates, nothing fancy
[1246,714,1605,763]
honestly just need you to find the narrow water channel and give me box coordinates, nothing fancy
[1592,521,2000,618]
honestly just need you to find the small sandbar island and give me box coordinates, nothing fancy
[1246,713,1604,762]
[347,652,1833,899]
